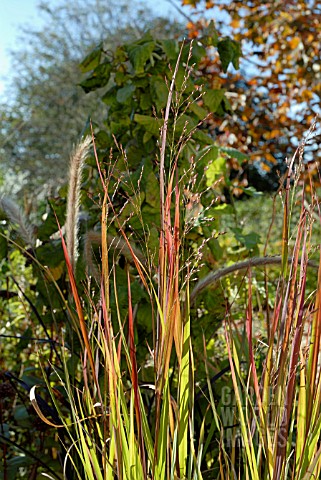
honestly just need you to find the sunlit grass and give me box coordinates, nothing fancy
[1,51,321,480]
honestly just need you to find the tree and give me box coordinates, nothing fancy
[0,17,246,361]
[0,25,247,477]
[0,0,183,192]
[180,0,321,191]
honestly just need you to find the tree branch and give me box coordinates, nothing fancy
[190,256,319,305]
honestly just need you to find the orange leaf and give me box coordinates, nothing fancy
[182,0,197,5]
[301,89,313,100]
[265,129,281,140]
[262,163,271,172]
[289,37,301,49]
[231,19,240,28]
[189,30,200,39]
[265,152,277,164]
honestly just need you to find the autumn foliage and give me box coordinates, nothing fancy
[182,0,321,189]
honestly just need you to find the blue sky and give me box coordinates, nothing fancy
[0,0,41,94]
[0,0,184,97]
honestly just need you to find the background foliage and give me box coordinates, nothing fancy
[0,0,182,193]
[0,0,321,478]
[183,0,321,192]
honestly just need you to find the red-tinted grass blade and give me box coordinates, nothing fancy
[127,269,147,478]
[55,212,98,390]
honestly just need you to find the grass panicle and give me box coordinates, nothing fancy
[66,135,92,273]
[222,127,321,480]
[0,195,36,248]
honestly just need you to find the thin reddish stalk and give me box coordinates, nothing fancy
[273,208,308,478]
[274,256,307,479]
[56,214,98,391]
[246,269,263,411]
[127,270,147,479]
[307,247,321,421]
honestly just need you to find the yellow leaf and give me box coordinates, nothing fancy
[211,77,221,89]
[269,129,280,139]
[289,37,301,49]
[265,152,277,164]
[47,262,65,281]
[262,163,271,172]
[302,89,313,100]
[231,19,240,28]
[206,0,215,8]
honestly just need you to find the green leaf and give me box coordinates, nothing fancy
[175,114,197,134]
[205,156,226,186]
[160,39,179,59]
[192,129,213,144]
[145,171,160,208]
[117,192,145,228]
[209,203,234,216]
[143,131,153,143]
[196,145,219,164]
[178,296,190,478]
[176,67,194,93]
[214,97,232,116]
[94,130,110,148]
[217,38,242,72]
[80,61,112,93]
[79,44,102,73]
[140,92,152,110]
[126,144,144,167]
[141,204,160,231]
[13,405,30,422]
[134,114,162,135]
[242,186,263,197]
[208,237,224,260]
[231,227,261,251]
[67,353,80,376]
[116,83,136,103]
[136,301,154,330]
[182,42,206,64]
[189,102,208,120]
[7,455,34,468]
[127,41,155,74]
[133,77,149,88]
[114,70,126,86]
[204,20,219,47]
[203,89,225,113]
[220,147,249,162]
[21,374,45,388]
[37,200,65,241]
[102,85,118,106]
[0,234,8,260]
[222,95,233,113]
[0,423,10,439]
[36,241,65,268]
[114,45,127,63]
[146,226,159,262]
[150,77,168,111]
[17,327,33,351]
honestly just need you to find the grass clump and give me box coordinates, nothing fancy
[1,51,321,480]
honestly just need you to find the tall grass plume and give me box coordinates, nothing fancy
[65,135,92,273]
